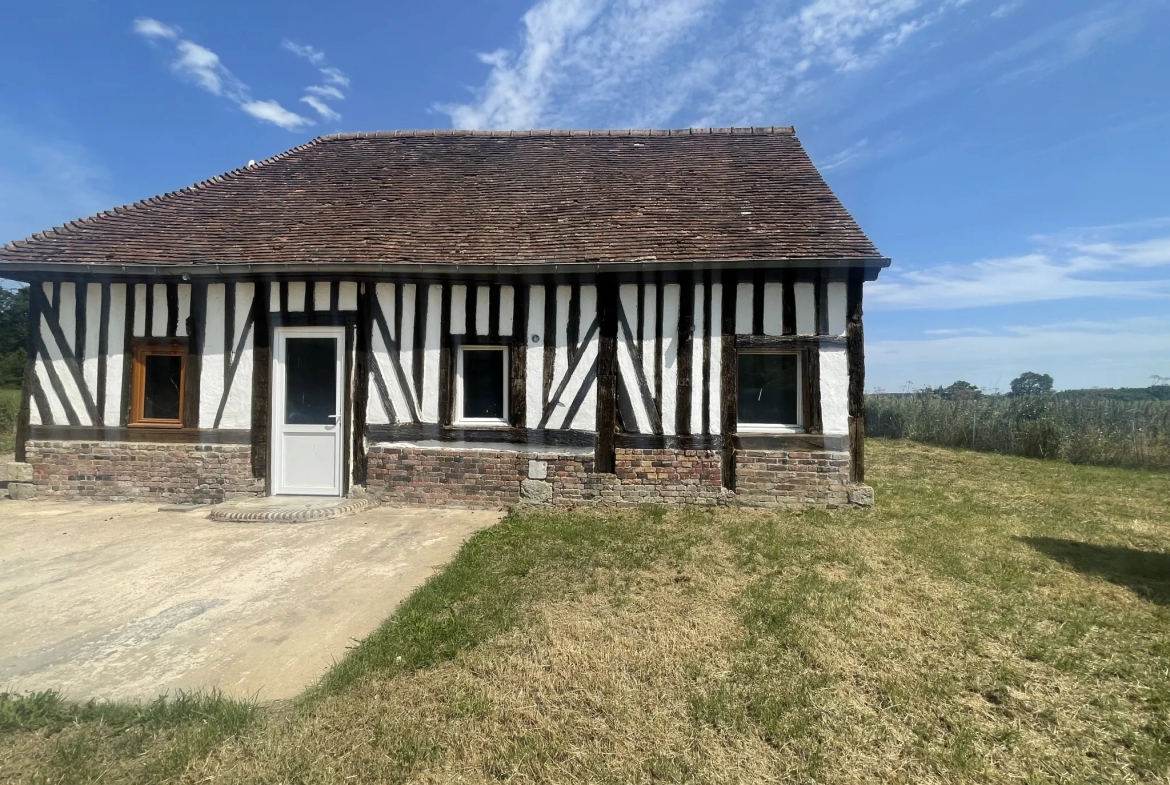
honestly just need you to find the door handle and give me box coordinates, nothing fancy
[327,414,340,420]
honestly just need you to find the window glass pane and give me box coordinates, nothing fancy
[462,349,505,420]
[738,353,799,425]
[142,354,183,420]
[285,337,337,425]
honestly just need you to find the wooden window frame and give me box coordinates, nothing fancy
[130,340,188,428]
[735,349,804,434]
[454,345,510,427]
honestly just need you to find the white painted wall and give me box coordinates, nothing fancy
[617,284,651,433]
[177,284,191,337]
[40,308,90,425]
[399,283,417,412]
[795,281,816,336]
[151,283,167,336]
[420,284,442,423]
[219,283,254,429]
[58,283,76,352]
[133,284,147,337]
[735,282,752,334]
[525,285,545,429]
[499,285,514,336]
[819,344,850,435]
[287,281,306,312]
[475,286,490,336]
[338,281,359,311]
[826,281,847,337]
[640,283,657,400]
[450,285,467,334]
[660,283,680,435]
[199,283,226,428]
[83,284,101,403]
[551,285,571,393]
[762,282,784,336]
[104,284,127,426]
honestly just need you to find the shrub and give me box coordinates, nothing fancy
[865,393,1170,471]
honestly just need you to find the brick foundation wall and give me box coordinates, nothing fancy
[733,450,852,508]
[24,440,263,503]
[365,445,856,509]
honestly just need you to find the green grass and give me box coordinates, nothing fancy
[3,439,1169,783]
[0,387,19,453]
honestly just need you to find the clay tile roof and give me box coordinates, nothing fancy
[0,127,884,269]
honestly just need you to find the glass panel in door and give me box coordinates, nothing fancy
[284,337,338,425]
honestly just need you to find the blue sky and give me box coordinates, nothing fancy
[2,0,1168,391]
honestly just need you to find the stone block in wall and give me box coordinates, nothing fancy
[6,462,34,482]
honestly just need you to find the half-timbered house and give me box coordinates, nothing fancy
[0,127,889,508]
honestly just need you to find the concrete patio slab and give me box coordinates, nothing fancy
[0,499,501,702]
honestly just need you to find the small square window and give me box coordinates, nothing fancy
[456,346,508,425]
[737,351,802,432]
[130,342,187,427]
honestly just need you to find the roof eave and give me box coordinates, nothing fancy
[0,256,891,283]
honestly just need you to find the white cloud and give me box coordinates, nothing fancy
[868,315,1170,391]
[819,137,870,171]
[320,67,350,88]
[132,17,178,41]
[438,0,979,129]
[300,95,341,122]
[242,100,316,130]
[282,40,326,66]
[990,0,1024,18]
[306,85,345,100]
[172,41,247,100]
[283,41,348,123]
[869,228,1170,310]
[133,21,313,131]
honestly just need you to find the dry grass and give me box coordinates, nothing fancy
[3,439,1169,784]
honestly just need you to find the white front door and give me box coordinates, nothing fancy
[271,326,345,496]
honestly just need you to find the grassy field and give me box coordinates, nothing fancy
[3,439,1169,784]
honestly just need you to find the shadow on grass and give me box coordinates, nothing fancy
[1017,536,1170,606]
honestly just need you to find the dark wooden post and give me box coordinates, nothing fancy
[595,276,618,473]
[351,282,370,488]
[720,271,737,490]
[251,282,271,482]
[14,281,37,462]
[846,268,866,483]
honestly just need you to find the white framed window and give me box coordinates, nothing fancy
[455,345,509,426]
[737,351,803,433]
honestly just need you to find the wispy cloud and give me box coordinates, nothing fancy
[989,0,1024,19]
[283,40,349,123]
[133,18,313,130]
[819,137,870,171]
[132,17,178,40]
[869,222,1170,310]
[437,0,981,130]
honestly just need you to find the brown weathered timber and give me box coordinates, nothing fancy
[846,267,866,483]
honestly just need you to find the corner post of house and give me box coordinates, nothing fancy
[595,274,618,473]
[719,270,737,490]
[251,281,272,483]
[14,278,39,462]
[846,267,866,483]
[351,281,370,489]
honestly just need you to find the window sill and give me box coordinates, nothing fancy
[452,419,511,428]
[128,421,185,429]
[736,423,805,434]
